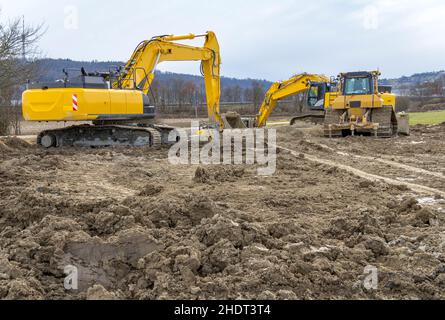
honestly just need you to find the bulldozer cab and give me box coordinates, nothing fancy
[341,71,376,96]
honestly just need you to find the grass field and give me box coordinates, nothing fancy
[409,110,445,125]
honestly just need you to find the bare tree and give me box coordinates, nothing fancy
[182,81,197,105]
[251,81,265,110]
[0,11,44,135]
[233,85,242,103]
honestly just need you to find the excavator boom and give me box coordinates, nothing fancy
[223,73,330,129]
[116,32,222,128]
[256,73,330,128]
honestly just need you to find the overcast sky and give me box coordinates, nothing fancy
[0,0,444,80]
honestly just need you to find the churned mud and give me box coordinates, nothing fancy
[0,123,444,300]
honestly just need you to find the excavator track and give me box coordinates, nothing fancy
[290,113,326,126]
[371,106,398,138]
[37,125,163,148]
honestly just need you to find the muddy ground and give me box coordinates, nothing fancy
[0,122,444,300]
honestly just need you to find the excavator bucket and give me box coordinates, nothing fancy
[222,112,248,129]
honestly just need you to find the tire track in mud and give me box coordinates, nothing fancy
[305,140,445,180]
[356,155,445,179]
[278,145,445,197]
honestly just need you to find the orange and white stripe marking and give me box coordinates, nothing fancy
[72,94,78,111]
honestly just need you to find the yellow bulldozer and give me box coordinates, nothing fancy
[324,70,406,138]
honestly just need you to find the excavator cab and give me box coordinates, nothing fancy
[306,82,331,110]
[289,81,336,125]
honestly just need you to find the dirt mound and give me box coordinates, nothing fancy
[279,125,325,140]
[419,103,445,112]
[86,285,118,300]
[123,191,218,229]
[138,184,164,197]
[194,166,245,184]
[0,122,444,300]
[1,137,32,150]
[0,141,12,153]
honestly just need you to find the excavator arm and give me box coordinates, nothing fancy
[255,73,330,128]
[115,32,222,128]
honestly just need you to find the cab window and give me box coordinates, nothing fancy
[344,77,372,95]
[308,87,319,107]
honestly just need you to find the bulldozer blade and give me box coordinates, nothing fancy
[397,112,410,136]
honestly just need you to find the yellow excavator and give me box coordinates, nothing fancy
[222,73,333,129]
[22,32,222,148]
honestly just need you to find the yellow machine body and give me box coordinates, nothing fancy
[324,71,399,137]
[221,73,331,129]
[332,92,395,122]
[255,73,331,128]
[22,88,144,122]
[22,31,223,128]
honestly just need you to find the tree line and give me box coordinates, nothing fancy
[396,76,445,97]
[36,59,273,107]
[150,78,267,108]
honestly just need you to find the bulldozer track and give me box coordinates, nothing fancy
[279,145,445,197]
[372,106,398,138]
[355,155,445,180]
[323,108,344,137]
